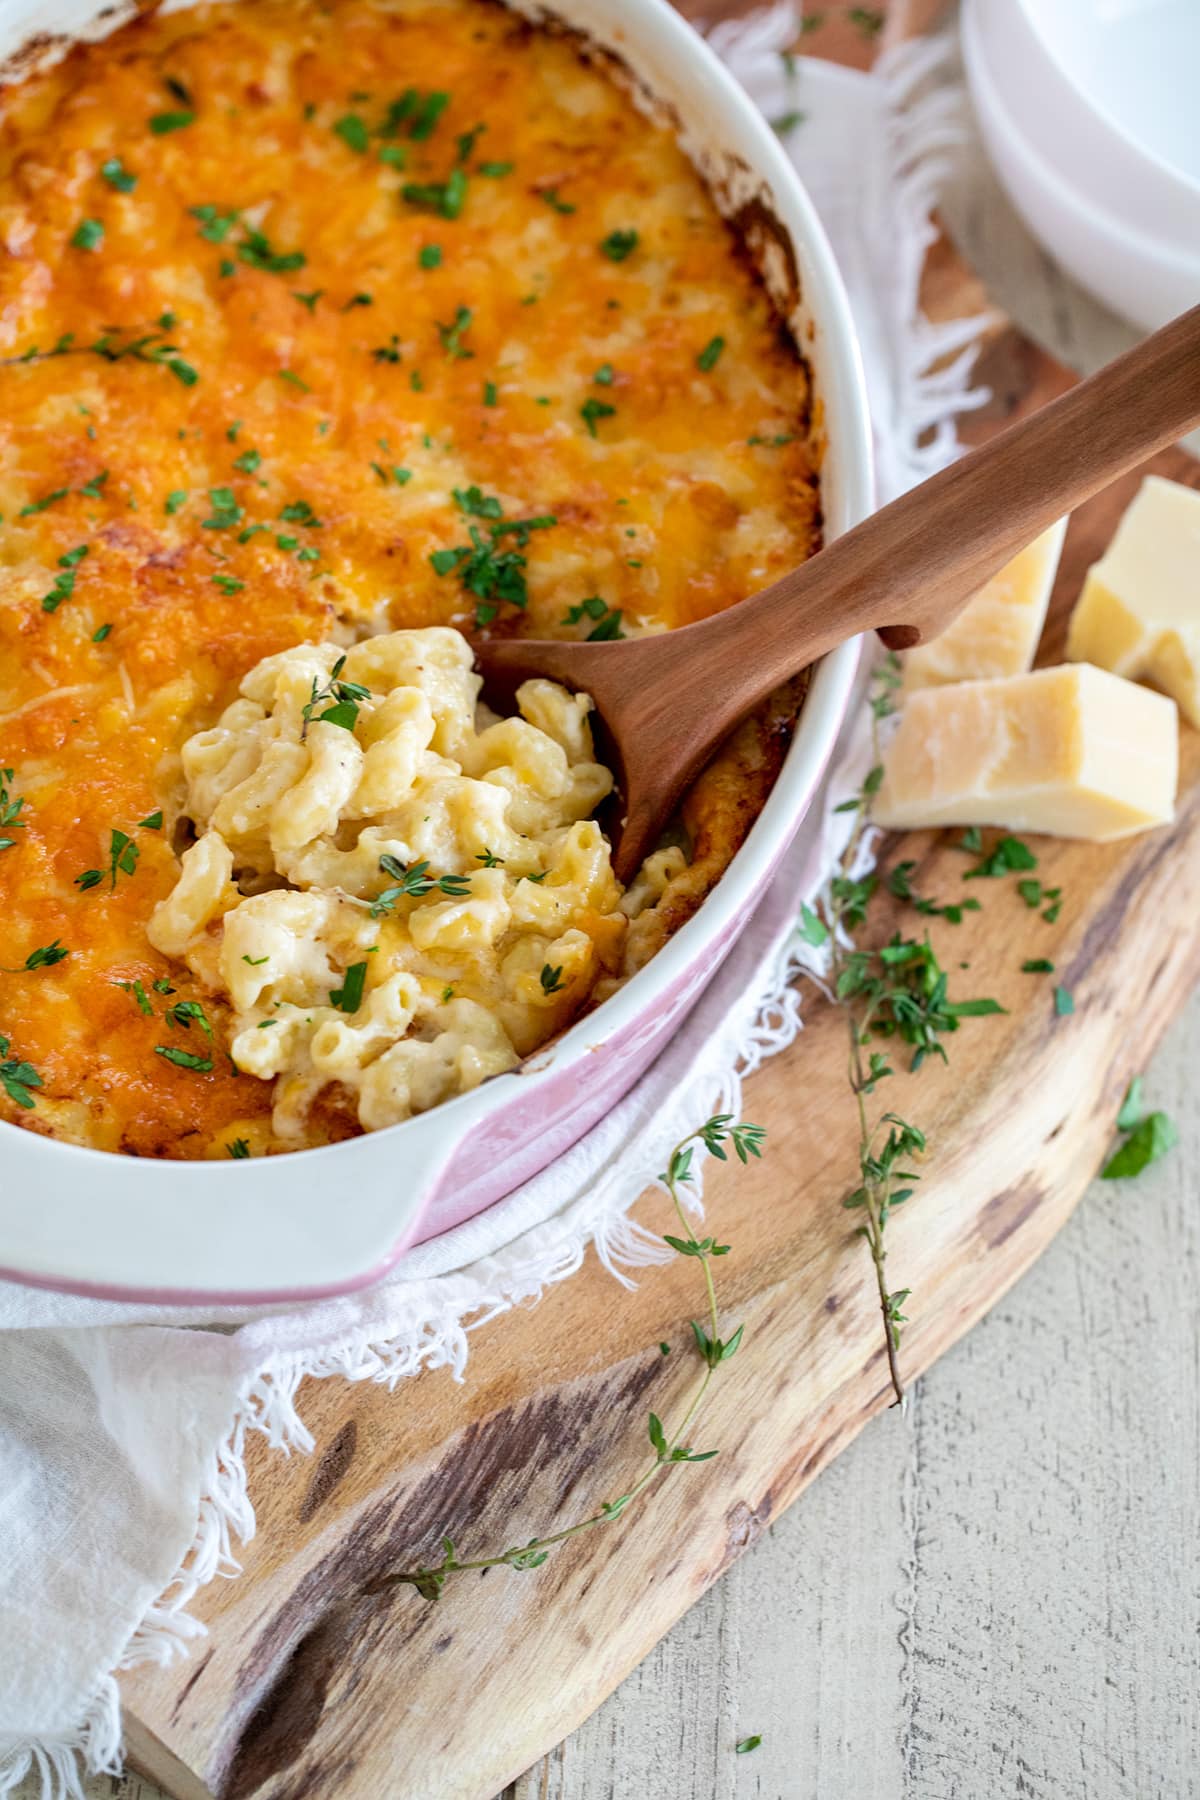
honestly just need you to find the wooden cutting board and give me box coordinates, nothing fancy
[117,9,1200,1800]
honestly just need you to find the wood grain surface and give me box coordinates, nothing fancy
[32,5,1195,1799]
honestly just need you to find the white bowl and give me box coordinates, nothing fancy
[965,0,1200,247]
[0,0,873,1302]
[963,1,1200,332]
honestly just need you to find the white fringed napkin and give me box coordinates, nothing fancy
[0,18,988,1794]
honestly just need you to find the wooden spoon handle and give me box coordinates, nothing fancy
[736,301,1200,669]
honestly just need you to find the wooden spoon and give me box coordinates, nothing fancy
[477,303,1200,882]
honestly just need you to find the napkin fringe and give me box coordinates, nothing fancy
[2,20,995,1798]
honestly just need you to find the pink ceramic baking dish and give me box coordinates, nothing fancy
[0,0,872,1303]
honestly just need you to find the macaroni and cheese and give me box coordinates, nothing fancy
[0,0,820,1156]
[149,627,626,1141]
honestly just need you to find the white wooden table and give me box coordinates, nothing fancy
[34,85,1199,1800]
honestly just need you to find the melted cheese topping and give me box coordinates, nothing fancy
[0,0,819,1158]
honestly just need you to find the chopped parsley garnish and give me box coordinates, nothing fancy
[2,940,68,972]
[540,963,566,995]
[483,380,498,407]
[540,187,575,215]
[71,218,105,253]
[593,362,615,385]
[1022,958,1055,974]
[453,484,502,519]
[747,432,793,447]
[0,769,26,852]
[233,448,261,474]
[18,488,69,518]
[419,244,443,269]
[600,228,638,261]
[41,545,90,615]
[1054,985,1075,1016]
[190,206,305,274]
[117,978,154,1015]
[697,335,726,372]
[771,110,806,136]
[79,469,108,499]
[1017,876,1064,923]
[848,6,885,38]
[456,123,485,163]
[202,486,242,530]
[293,288,325,313]
[430,505,556,626]
[343,292,374,310]
[227,1138,251,1159]
[436,306,473,358]
[580,397,616,438]
[887,861,981,925]
[75,827,140,893]
[155,1044,212,1072]
[137,810,162,830]
[149,111,194,135]
[212,574,244,594]
[333,113,370,153]
[1102,1109,1177,1179]
[100,157,137,193]
[166,999,213,1038]
[329,961,369,1014]
[736,1737,763,1756]
[165,490,188,515]
[962,834,1038,879]
[406,90,450,141]
[378,145,407,168]
[562,596,625,640]
[478,159,512,178]
[279,499,322,527]
[243,953,269,966]
[0,1035,42,1109]
[401,167,468,219]
[92,624,112,642]
[372,335,402,364]
[370,855,471,915]
[301,656,370,737]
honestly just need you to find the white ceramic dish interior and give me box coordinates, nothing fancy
[0,0,872,1302]
[963,0,1200,333]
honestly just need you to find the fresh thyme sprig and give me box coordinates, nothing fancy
[801,656,1003,1406]
[0,323,198,386]
[300,656,370,738]
[365,1113,762,1603]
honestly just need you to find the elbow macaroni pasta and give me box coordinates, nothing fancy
[150,628,626,1137]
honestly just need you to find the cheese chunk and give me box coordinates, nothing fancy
[903,519,1067,690]
[875,663,1177,841]
[1067,475,1200,724]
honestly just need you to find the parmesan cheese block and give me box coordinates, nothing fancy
[903,518,1067,690]
[1066,476,1200,724]
[874,663,1177,841]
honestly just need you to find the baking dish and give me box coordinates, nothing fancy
[0,0,871,1302]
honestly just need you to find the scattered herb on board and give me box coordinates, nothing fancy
[1101,1078,1177,1179]
[364,1115,762,1601]
[736,1736,763,1755]
[798,656,1006,1405]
